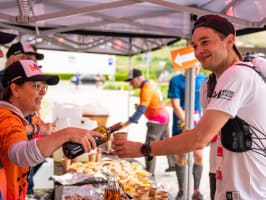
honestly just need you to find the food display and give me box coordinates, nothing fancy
[57,184,129,200]
[64,194,91,200]
[54,155,169,199]
[67,159,153,196]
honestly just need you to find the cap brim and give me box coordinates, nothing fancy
[27,75,59,85]
[0,32,16,44]
[35,53,44,60]
[233,44,243,60]
[24,52,44,60]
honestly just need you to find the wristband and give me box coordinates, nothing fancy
[31,124,35,135]
[35,124,40,135]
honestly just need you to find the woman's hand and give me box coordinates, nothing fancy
[66,127,103,153]
[112,139,143,158]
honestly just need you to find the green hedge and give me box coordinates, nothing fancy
[44,73,110,81]
[115,72,157,81]
[160,84,170,104]
[46,72,159,82]
[43,73,74,81]
[115,73,128,81]
[103,82,129,90]
[103,82,169,102]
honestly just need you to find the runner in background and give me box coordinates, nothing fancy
[123,69,176,176]
[168,64,206,200]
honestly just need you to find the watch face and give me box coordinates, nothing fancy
[142,146,148,155]
[141,143,151,156]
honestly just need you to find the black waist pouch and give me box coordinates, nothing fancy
[221,116,252,152]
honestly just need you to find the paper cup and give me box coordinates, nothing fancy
[156,197,168,200]
[88,153,96,162]
[148,188,157,197]
[61,158,71,173]
[96,148,102,162]
[135,189,149,198]
[156,190,168,199]
[113,132,128,140]
[133,192,148,199]
[135,185,147,191]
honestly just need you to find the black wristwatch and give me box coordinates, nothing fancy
[141,143,153,161]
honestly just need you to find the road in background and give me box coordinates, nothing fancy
[34,81,211,199]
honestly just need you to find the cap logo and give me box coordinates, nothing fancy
[28,63,40,72]
[13,50,23,55]
[22,42,34,53]
[19,60,42,78]
[26,43,32,48]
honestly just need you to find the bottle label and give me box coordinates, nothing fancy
[63,142,84,159]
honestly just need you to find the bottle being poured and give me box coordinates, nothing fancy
[63,122,123,159]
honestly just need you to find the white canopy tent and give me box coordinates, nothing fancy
[0,0,265,56]
[1,1,265,199]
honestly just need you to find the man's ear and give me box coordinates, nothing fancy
[226,34,235,49]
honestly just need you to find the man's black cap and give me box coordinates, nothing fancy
[125,69,142,81]
[6,42,44,60]
[0,31,16,44]
[192,14,242,60]
[192,14,235,36]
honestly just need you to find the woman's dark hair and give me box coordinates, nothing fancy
[1,79,25,101]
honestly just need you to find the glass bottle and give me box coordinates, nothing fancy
[104,175,121,200]
[63,122,123,159]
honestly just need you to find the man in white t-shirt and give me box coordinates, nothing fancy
[113,15,266,200]
[192,15,266,200]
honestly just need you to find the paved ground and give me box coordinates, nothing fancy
[33,81,211,199]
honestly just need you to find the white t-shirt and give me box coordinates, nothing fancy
[200,80,217,174]
[207,62,266,200]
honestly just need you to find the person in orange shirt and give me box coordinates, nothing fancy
[0,59,102,200]
[123,69,175,176]
[3,41,55,197]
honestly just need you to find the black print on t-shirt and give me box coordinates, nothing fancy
[226,191,240,200]
[212,89,234,100]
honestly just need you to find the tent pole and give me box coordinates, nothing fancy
[16,0,30,23]
[128,37,132,124]
[184,40,195,200]
[145,52,151,79]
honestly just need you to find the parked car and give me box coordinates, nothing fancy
[71,74,106,85]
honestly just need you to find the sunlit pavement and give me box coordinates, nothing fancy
[34,81,211,199]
